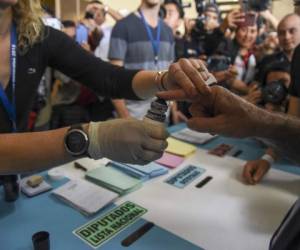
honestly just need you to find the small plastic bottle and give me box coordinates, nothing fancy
[143,98,168,126]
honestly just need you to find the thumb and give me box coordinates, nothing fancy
[187,116,220,134]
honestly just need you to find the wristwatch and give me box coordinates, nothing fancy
[64,124,89,157]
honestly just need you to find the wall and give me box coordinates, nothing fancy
[58,0,295,24]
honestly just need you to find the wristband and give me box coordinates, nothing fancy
[261,154,275,165]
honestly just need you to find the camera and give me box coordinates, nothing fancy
[261,80,288,105]
[248,0,270,12]
[207,55,231,72]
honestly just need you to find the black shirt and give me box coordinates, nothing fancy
[289,45,300,97]
[0,26,139,133]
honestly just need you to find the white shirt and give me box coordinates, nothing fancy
[94,25,112,61]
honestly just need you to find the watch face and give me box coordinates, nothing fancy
[65,130,88,156]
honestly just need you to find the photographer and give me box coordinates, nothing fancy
[189,3,224,57]
[242,62,291,185]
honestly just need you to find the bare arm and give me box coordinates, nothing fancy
[106,6,123,21]
[0,127,81,174]
[180,86,300,165]
[288,96,300,117]
[110,59,131,118]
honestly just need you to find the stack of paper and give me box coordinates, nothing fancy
[156,152,184,169]
[52,179,118,216]
[166,137,197,157]
[109,161,169,180]
[85,166,143,195]
[172,128,217,144]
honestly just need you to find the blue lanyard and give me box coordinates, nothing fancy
[0,24,17,132]
[139,10,161,65]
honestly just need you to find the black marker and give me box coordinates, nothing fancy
[196,176,213,188]
[233,150,243,157]
[121,222,154,247]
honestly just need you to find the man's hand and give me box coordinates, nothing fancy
[88,119,169,164]
[242,159,271,185]
[187,86,263,138]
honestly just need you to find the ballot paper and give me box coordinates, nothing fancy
[166,137,197,157]
[155,152,184,169]
[172,128,217,144]
[52,179,118,216]
[85,166,143,195]
[109,161,169,180]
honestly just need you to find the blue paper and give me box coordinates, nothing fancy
[109,162,169,181]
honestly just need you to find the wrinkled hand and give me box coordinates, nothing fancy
[157,58,215,101]
[88,119,169,164]
[187,86,264,138]
[242,159,271,185]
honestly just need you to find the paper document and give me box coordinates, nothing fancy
[172,128,216,144]
[52,179,118,216]
[166,137,197,156]
[86,166,143,195]
[156,152,184,169]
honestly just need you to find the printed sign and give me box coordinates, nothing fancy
[165,165,205,188]
[73,201,147,249]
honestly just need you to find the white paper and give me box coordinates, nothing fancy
[172,128,217,144]
[52,179,119,216]
[116,149,300,250]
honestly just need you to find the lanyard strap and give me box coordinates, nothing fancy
[0,24,17,132]
[139,10,161,65]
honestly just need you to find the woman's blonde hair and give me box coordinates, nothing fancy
[12,0,44,53]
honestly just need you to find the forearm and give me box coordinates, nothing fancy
[107,7,123,21]
[132,70,161,99]
[112,99,130,118]
[0,127,83,174]
[255,109,300,164]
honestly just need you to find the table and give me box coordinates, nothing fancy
[1,124,299,250]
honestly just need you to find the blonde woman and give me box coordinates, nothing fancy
[0,0,211,175]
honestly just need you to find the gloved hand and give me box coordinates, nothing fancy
[88,118,169,164]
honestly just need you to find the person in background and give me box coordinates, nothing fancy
[163,0,188,124]
[242,62,291,185]
[93,1,122,61]
[109,0,174,120]
[50,20,90,129]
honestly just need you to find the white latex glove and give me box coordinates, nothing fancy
[88,118,169,164]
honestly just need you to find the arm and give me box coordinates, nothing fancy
[181,86,300,164]
[259,9,279,30]
[110,59,131,118]
[105,5,123,21]
[288,96,300,117]
[0,127,78,174]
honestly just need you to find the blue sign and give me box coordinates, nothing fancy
[165,165,206,189]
